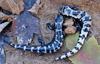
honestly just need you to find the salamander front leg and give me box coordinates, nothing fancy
[46,23,55,30]
[37,36,45,46]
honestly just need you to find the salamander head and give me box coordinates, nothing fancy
[59,5,72,16]
[59,5,79,16]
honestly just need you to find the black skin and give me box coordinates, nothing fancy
[46,23,55,30]
[60,15,82,32]
[46,19,82,39]
[37,36,45,46]
[73,18,83,32]
[46,19,82,32]
[46,22,66,35]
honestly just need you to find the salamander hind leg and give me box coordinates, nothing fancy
[46,23,55,30]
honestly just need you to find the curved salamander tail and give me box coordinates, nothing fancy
[4,15,64,54]
[55,5,92,60]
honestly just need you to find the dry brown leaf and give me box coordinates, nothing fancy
[0,0,24,14]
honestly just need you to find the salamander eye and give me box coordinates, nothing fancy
[59,6,67,14]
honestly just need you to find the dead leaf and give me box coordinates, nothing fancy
[0,0,24,14]
[0,22,10,32]
[64,33,100,64]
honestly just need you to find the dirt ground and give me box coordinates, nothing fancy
[1,0,100,64]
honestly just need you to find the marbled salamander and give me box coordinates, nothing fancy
[55,5,92,60]
[6,14,64,54]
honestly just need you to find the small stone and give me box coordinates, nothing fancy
[63,19,74,26]
[64,26,76,34]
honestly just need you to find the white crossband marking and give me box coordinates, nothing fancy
[52,44,56,52]
[14,45,17,48]
[67,52,72,57]
[60,55,66,59]
[31,47,34,52]
[72,48,78,53]
[48,45,52,53]
[76,43,82,49]
[18,45,21,48]
[23,46,26,51]
[60,42,63,46]
[44,46,47,53]
[37,47,41,53]
[56,45,60,50]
